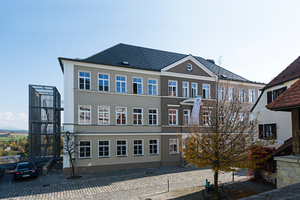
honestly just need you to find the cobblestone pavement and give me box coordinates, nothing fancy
[0,166,248,199]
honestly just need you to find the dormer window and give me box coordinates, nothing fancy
[187,63,192,72]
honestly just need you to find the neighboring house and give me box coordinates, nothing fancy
[252,56,300,148]
[58,43,264,175]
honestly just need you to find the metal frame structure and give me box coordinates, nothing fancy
[28,85,63,160]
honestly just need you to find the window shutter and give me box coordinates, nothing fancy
[259,124,263,139]
[267,91,272,104]
[271,124,277,139]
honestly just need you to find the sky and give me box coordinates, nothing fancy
[1,0,300,130]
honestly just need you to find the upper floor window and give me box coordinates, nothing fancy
[133,78,142,94]
[259,124,276,140]
[148,79,157,95]
[203,111,211,126]
[79,71,90,90]
[202,84,210,99]
[218,86,225,100]
[116,75,126,93]
[169,80,177,96]
[229,87,234,101]
[258,90,262,98]
[183,109,190,124]
[267,87,287,104]
[239,89,246,102]
[133,108,143,125]
[191,83,198,98]
[182,82,189,97]
[98,106,109,125]
[98,74,109,91]
[79,141,91,158]
[169,109,178,125]
[79,105,91,124]
[116,107,126,125]
[249,89,255,103]
[148,109,158,125]
[187,63,193,72]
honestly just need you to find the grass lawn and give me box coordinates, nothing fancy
[0,134,28,141]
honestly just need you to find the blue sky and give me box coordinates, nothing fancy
[1,0,300,130]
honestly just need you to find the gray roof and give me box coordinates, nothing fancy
[61,43,264,84]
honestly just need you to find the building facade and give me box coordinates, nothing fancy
[59,43,264,174]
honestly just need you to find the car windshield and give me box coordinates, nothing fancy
[18,163,34,169]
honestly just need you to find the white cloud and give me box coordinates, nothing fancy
[18,113,28,122]
[0,112,28,130]
[0,112,15,120]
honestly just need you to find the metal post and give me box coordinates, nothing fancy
[232,171,234,182]
[168,179,169,192]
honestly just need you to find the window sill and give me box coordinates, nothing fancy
[78,157,91,159]
[170,153,179,155]
[117,155,128,157]
[134,155,144,157]
[98,156,110,158]
[150,153,159,156]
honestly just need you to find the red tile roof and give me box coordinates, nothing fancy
[266,78,300,110]
[264,56,300,89]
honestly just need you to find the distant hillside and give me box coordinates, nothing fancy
[0,129,28,134]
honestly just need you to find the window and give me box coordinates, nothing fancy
[133,108,143,125]
[239,113,246,126]
[116,107,127,125]
[239,89,246,102]
[191,83,198,98]
[148,109,158,125]
[79,71,90,90]
[133,140,143,156]
[169,139,179,154]
[79,141,91,158]
[169,109,178,125]
[169,80,177,96]
[202,84,210,99]
[98,106,109,125]
[116,140,127,156]
[228,87,234,101]
[98,140,109,157]
[267,87,287,104]
[182,82,189,97]
[259,124,276,139]
[249,89,255,103]
[133,78,142,94]
[148,79,157,95]
[98,74,109,91]
[183,109,190,124]
[149,139,159,155]
[203,111,211,126]
[249,114,254,126]
[258,90,262,98]
[218,86,225,100]
[229,113,237,126]
[79,106,91,124]
[116,75,126,93]
[187,63,193,72]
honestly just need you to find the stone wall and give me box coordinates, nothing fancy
[275,155,300,188]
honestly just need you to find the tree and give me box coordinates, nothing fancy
[62,131,80,178]
[179,79,274,200]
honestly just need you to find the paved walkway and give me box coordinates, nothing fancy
[0,166,248,199]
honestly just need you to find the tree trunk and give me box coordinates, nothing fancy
[214,171,219,200]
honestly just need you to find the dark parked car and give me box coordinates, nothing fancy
[14,162,38,181]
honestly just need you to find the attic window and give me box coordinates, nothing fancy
[187,63,192,72]
[123,61,129,65]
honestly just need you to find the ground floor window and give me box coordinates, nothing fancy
[98,140,110,157]
[116,140,127,156]
[149,139,159,155]
[259,123,276,139]
[79,141,91,158]
[133,140,143,156]
[169,138,179,154]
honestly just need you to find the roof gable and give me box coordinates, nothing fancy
[264,56,300,89]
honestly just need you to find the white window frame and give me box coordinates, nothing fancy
[132,77,143,94]
[191,82,198,98]
[218,86,225,100]
[239,89,246,102]
[148,78,158,95]
[115,75,126,93]
[78,140,92,159]
[98,140,110,158]
[168,80,178,97]
[249,89,255,103]
[116,107,127,125]
[98,106,110,125]
[78,71,91,90]
[149,139,159,155]
[258,90,262,98]
[98,73,110,92]
[202,84,210,99]
[228,87,234,101]
[133,139,144,156]
[78,105,91,125]
[169,109,178,125]
[148,108,158,126]
[116,139,127,157]
[169,138,179,154]
[183,109,190,125]
[133,108,143,125]
[182,82,189,97]
[203,110,211,126]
